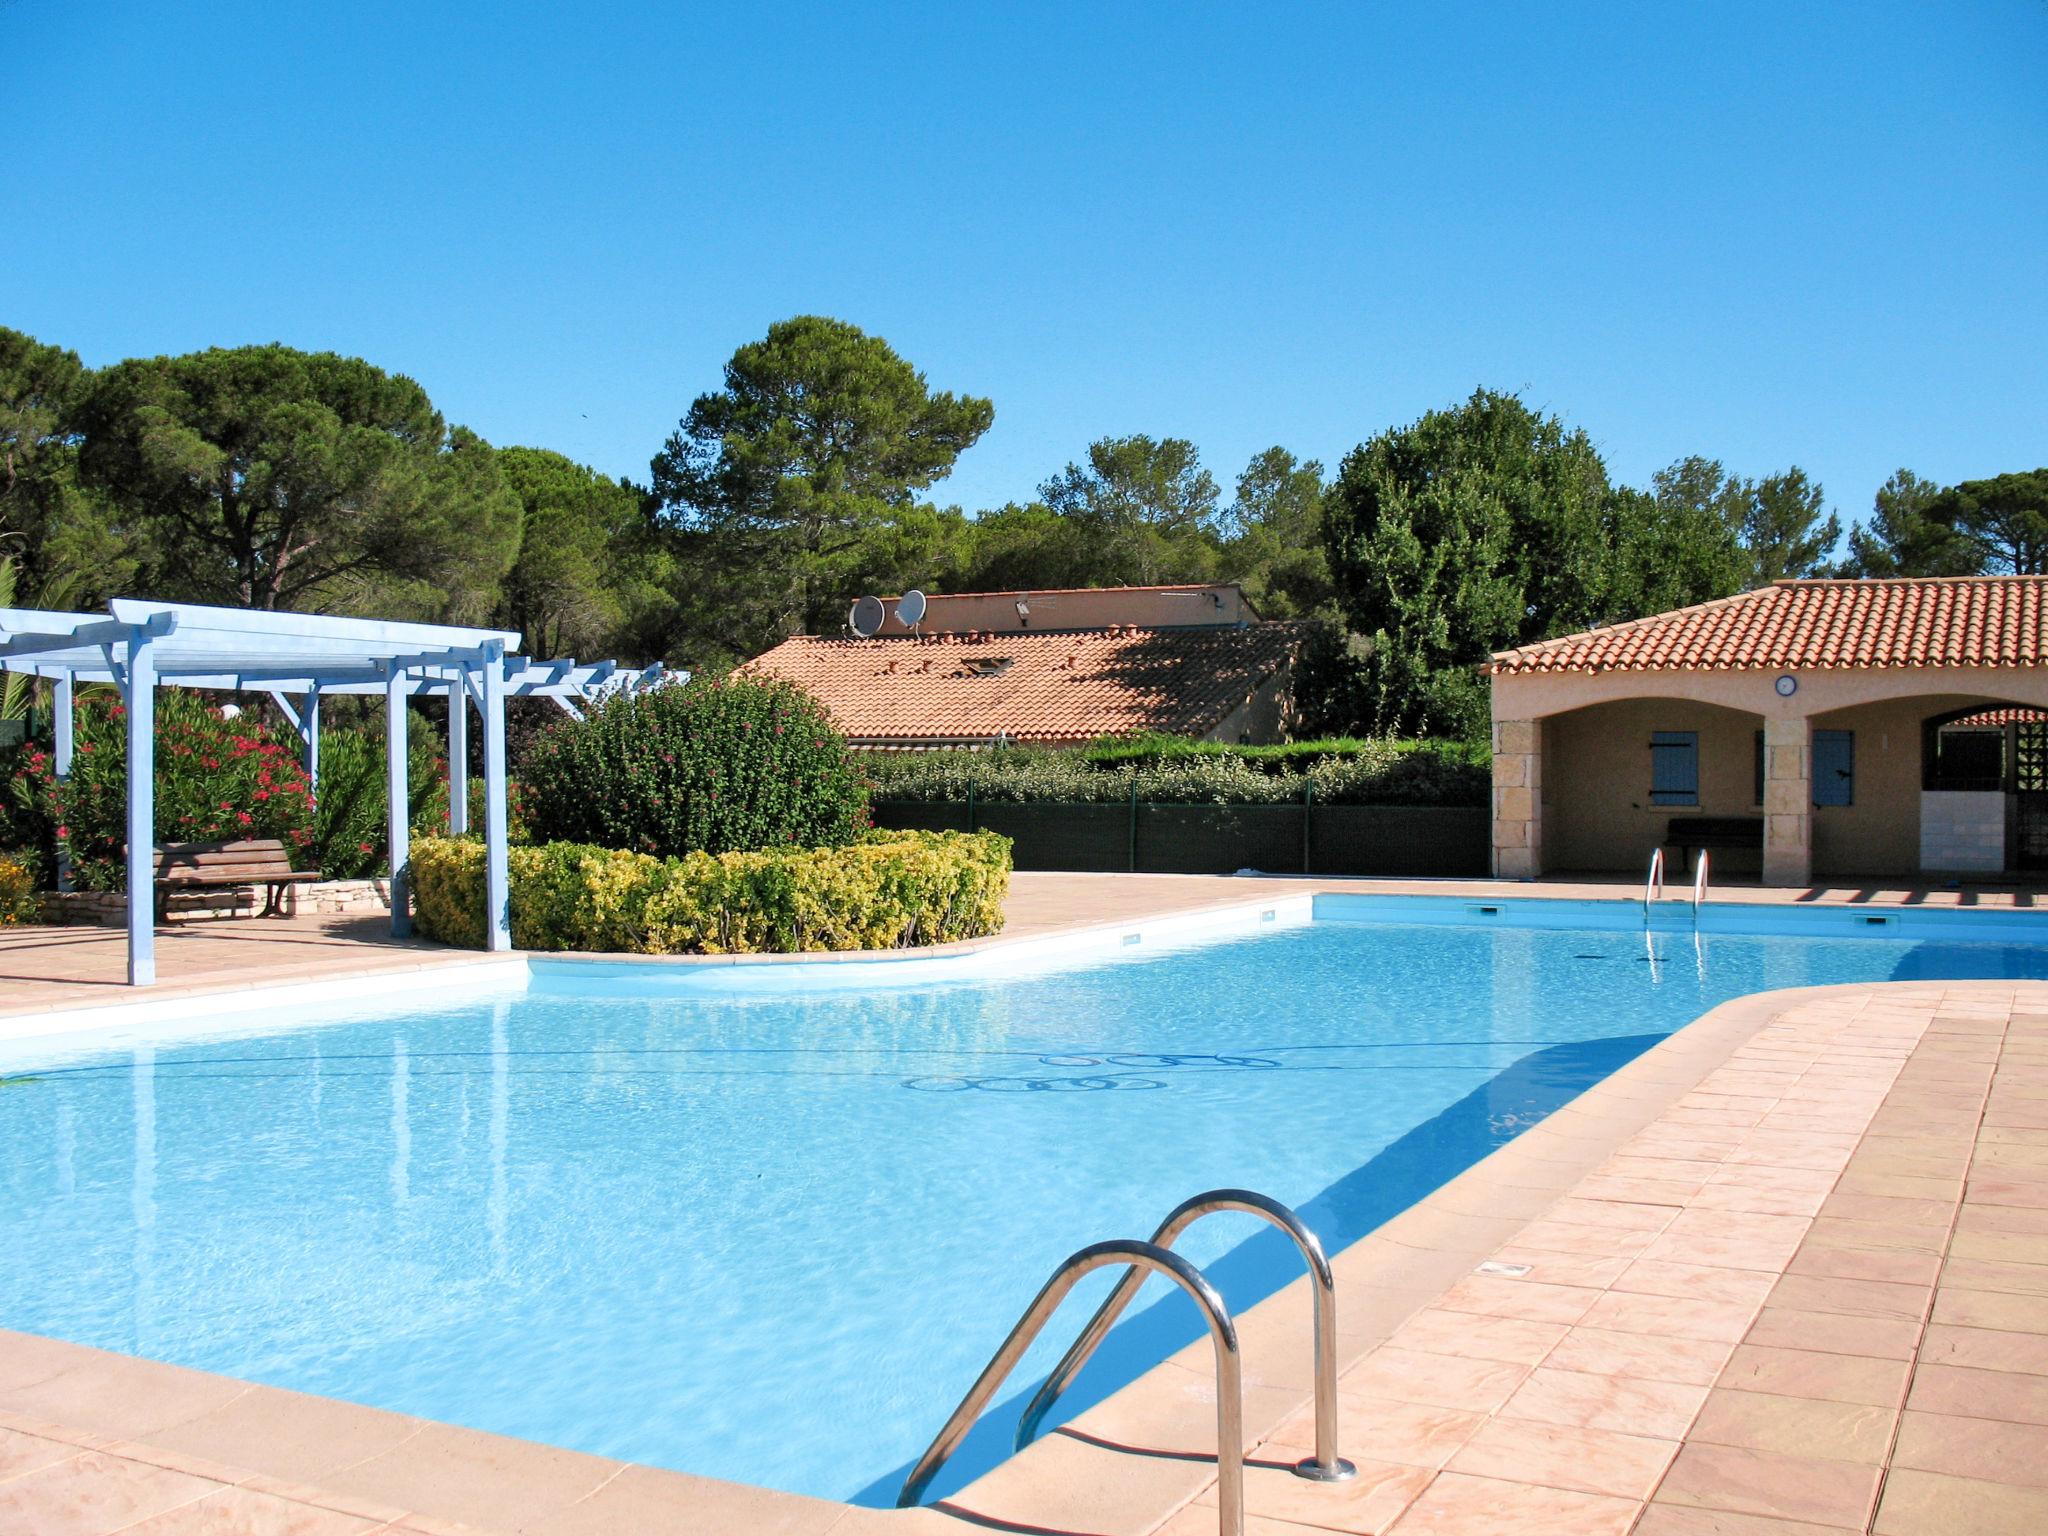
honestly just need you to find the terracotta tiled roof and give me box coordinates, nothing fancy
[1487,578,2048,676]
[1947,708,2048,728]
[739,624,1304,745]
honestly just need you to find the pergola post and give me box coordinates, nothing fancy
[54,672,75,892]
[447,672,470,836]
[481,643,511,951]
[125,628,157,986]
[386,667,412,938]
[303,684,322,794]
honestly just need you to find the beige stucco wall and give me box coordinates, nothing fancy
[1496,666,2048,882]
[1543,699,1765,876]
[1805,694,1994,877]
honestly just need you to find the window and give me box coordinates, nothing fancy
[1813,729,1855,807]
[1650,731,1699,806]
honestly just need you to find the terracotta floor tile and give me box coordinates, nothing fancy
[1506,1220,1660,1259]
[1686,1389,1896,1464]
[1714,1344,1909,1407]
[1430,1276,1601,1325]
[1744,1306,1922,1360]
[1803,1217,1950,1256]
[1818,1192,1959,1226]
[1767,1273,1931,1322]
[1151,1507,1338,1536]
[1950,1229,2048,1265]
[1890,1409,2048,1490]
[1929,1287,2048,1332]
[1383,1471,1637,1535]
[1229,1454,1433,1534]
[1939,1256,2048,1297]
[1539,1326,1734,1387]
[1905,1363,2048,1424]
[1541,1196,1679,1231]
[113,1486,387,1534]
[1384,1311,1566,1367]
[1575,1290,1758,1343]
[0,1425,83,1484]
[1788,1244,1942,1286]
[1613,1260,1779,1308]
[1446,1418,1677,1500]
[1496,1367,1708,1440]
[1654,1442,1882,1528]
[1276,1394,1485,1471]
[1337,1349,1531,1415]
[0,1449,222,1534]
[1917,1322,2048,1375]
[1632,1504,1860,1536]
[1959,1202,2048,1235]
[1478,1248,1634,1289]
[1872,1466,2048,1536]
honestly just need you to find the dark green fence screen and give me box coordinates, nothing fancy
[872,800,1488,876]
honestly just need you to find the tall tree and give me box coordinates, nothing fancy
[1222,446,1332,617]
[1037,434,1223,586]
[1739,468,1841,584]
[1926,469,2048,575]
[1321,390,1612,736]
[650,316,992,651]
[496,447,674,659]
[1839,469,1978,577]
[0,326,132,609]
[1600,483,1747,618]
[74,345,522,615]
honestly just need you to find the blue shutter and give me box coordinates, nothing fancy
[1813,729,1855,807]
[1650,731,1699,806]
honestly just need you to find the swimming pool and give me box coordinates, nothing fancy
[2,894,2044,1503]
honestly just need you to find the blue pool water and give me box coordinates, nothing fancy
[2,897,2044,1502]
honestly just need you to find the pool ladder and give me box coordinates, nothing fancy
[1645,848,1711,926]
[896,1188,1357,1536]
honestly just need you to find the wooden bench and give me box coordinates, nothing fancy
[1664,817,1764,859]
[155,838,321,921]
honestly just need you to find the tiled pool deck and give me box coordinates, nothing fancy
[2,875,2045,1534]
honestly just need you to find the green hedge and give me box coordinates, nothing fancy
[410,829,1011,954]
[862,737,1487,807]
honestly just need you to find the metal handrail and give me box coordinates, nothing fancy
[898,1239,1245,1535]
[1644,846,1665,913]
[1691,849,1711,917]
[1016,1189,1356,1485]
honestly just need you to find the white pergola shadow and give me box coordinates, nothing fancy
[1,599,655,985]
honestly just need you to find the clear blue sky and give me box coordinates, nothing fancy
[7,1,2043,530]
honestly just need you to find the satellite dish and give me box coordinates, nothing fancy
[849,595,886,638]
[897,589,927,629]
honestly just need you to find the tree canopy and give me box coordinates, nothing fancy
[650,316,993,652]
[74,345,522,618]
[9,314,2041,745]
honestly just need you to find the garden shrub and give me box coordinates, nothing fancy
[20,694,316,890]
[862,736,1488,808]
[0,850,39,924]
[520,675,868,857]
[309,714,448,878]
[410,829,1009,954]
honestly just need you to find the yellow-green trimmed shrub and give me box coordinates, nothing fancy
[0,851,39,926]
[408,830,1010,954]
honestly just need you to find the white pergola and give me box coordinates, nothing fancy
[0,599,650,986]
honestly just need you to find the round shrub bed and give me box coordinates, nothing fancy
[519,675,869,858]
[409,829,1010,954]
